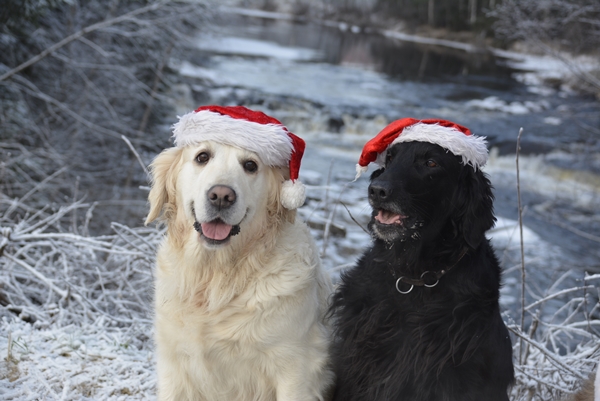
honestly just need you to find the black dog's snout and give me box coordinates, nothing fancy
[369,180,393,203]
[207,185,237,209]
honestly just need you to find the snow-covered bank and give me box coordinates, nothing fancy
[220,5,600,97]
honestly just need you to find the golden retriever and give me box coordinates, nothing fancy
[146,131,333,400]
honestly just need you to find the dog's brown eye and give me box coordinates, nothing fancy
[426,160,438,168]
[243,160,258,173]
[196,152,210,164]
[386,152,393,165]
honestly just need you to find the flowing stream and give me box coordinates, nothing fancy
[173,12,600,300]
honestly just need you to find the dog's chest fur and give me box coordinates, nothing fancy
[154,221,330,400]
[332,240,512,401]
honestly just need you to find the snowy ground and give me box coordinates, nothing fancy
[2,6,600,400]
[0,320,154,400]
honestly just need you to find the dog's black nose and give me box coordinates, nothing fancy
[207,185,237,209]
[369,181,392,202]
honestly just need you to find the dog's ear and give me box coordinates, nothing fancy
[268,167,296,224]
[145,147,183,225]
[453,167,496,249]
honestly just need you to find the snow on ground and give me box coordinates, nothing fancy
[0,319,154,400]
[493,48,600,95]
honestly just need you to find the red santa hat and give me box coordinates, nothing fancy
[172,105,306,210]
[355,118,488,179]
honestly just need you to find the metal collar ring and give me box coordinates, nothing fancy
[395,277,414,294]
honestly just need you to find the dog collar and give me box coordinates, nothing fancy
[385,248,468,295]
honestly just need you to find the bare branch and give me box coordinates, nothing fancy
[0,1,169,82]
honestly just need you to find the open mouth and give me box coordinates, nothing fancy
[374,209,407,225]
[371,208,421,242]
[193,219,241,245]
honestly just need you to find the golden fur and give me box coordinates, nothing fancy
[146,142,333,401]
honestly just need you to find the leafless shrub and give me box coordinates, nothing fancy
[490,0,600,94]
[0,196,161,329]
[0,0,211,233]
[508,272,599,400]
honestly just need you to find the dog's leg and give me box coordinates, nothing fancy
[156,345,205,401]
[275,374,317,401]
[274,356,332,401]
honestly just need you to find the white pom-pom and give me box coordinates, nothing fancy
[281,180,306,210]
[353,164,368,181]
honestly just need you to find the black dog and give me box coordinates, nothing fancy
[330,141,514,401]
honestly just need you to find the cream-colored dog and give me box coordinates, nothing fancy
[146,106,333,401]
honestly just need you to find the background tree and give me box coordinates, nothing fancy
[372,0,498,31]
[0,0,210,233]
[490,0,600,94]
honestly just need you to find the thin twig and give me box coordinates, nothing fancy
[3,253,68,299]
[540,213,600,243]
[321,159,335,257]
[137,44,173,135]
[121,135,150,180]
[516,127,526,364]
[525,285,596,311]
[508,325,588,380]
[0,1,169,82]
[18,166,69,205]
[340,201,369,234]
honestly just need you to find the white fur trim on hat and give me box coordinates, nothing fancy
[387,122,489,169]
[281,180,306,210]
[172,110,294,167]
[354,164,369,181]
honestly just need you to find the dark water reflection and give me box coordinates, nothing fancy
[219,15,517,90]
[206,14,599,155]
[194,14,600,270]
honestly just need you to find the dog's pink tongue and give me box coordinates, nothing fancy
[375,210,404,225]
[201,221,232,240]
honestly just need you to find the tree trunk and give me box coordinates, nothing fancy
[428,0,435,26]
[469,0,477,24]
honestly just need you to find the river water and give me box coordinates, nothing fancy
[172,11,600,306]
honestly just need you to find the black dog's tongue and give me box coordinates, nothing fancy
[375,210,406,225]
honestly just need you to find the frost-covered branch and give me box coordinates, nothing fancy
[0,1,169,82]
[0,198,161,328]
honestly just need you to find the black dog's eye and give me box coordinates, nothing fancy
[385,151,393,166]
[196,152,210,164]
[426,159,438,168]
[243,160,258,173]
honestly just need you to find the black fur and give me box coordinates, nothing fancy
[330,142,514,401]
